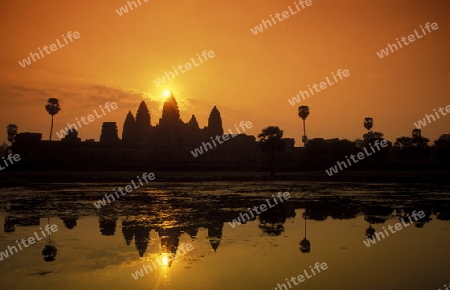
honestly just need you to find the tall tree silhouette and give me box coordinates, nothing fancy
[433,137,450,162]
[395,129,429,160]
[6,124,18,143]
[61,128,81,142]
[411,128,429,159]
[45,98,61,141]
[5,124,17,157]
[362,117,384,149]
[412,128,421,139]
[298,106,309,146]
[258,126,285,177]
[363,117,373,132]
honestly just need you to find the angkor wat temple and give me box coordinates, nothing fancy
[10,94,449,172]
[11,95,297,171]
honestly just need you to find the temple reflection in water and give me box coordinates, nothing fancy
[3,191,448,259]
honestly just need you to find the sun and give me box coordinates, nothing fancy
[163,90,171,98]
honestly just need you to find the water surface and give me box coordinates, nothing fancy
[0,180,449,290]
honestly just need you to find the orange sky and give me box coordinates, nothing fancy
[1,0,449,145]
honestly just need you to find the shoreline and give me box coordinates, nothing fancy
[0,170,449,186]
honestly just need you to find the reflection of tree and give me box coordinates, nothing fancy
[402,208,432,228]
[364,216,386,224]
[42,245,57,262]
[42,217,57,262]
[61,217,78,230]
[304,203,328,221]
[299,213,311,253]
[365,224,376,240]
[329,198,359,220]
[436,204,450,221]
[305,198,361,221]
[258,203,288,236]
[4,217,15,233]
[363,205,394,225]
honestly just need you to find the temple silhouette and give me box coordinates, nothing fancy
[11,94,277,170]
[6,94,450,171]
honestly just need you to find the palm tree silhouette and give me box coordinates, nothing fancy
[412,128,422,139]
[257,126,285,177]
[45,98,61,141]
[6,124,18,156]
[363,117,373,133]
[7,124,18,143]
[298,106,309,146]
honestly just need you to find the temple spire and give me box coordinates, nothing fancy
[135,101,151,142]
[122,111,136,142]
[188,114,199,129]
[159,95,183,129]
[207,106,223,136]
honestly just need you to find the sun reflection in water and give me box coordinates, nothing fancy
[160,253,171,267]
